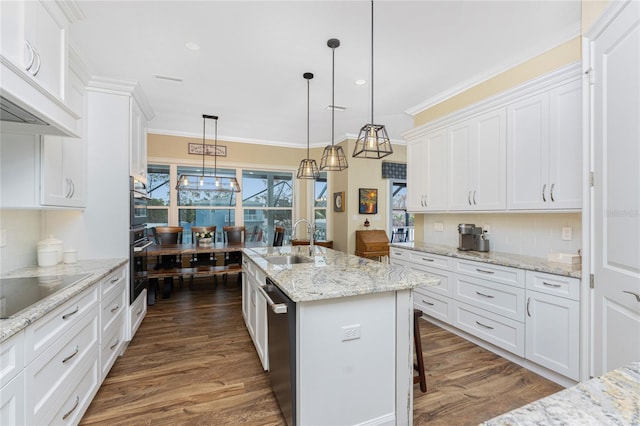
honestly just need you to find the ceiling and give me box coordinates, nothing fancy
[70,1,581,149]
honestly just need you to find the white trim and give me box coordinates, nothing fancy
[403,62,582,140]
[86,76,155,120]
[584,0,631,39]
[352,413,395,426]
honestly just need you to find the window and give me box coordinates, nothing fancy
[177,165,238,242]
[147,164,170,227]
[242,170,293,244]
[391,181,414,242]
[314,173,327,240]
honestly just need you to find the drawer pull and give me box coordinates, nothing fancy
[475,291,495,299]
[110,304,120,313]
[421,257,435,262]
[421,299,435,306]
[62,306,79,320]
[475,268,495,274]
[62,396,80,420]
[136,307,144,316]
[527,297,532,317]
[110,276,119,284]
[110,338,120,350]
[394,251,403,256]
[62,345,79,364]
[475,320,494,330]
[623,291,640,303]
[542,281,562,288]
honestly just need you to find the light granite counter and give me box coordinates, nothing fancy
[482,360,640,425]
[243,245,439,302]
[0,258,127,343]
[390,242,582,279]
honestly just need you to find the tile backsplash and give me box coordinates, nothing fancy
[0,209,41,274]
[420,213,582,259]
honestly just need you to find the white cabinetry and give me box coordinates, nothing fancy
[130,99,148,183]
[406,129,448,212]
[128,289,147,341]
[99,267,127,380]
[525,271,580,381]
[0,331,25,424]
[242,256,268,370]
[507,79,582,210]
[449,109,506,210]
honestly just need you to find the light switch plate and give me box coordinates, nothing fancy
[434,222,444,232]
[562,227,573,241]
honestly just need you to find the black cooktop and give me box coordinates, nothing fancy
[0,274,90,319]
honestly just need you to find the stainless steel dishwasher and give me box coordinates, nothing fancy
[261,278,297,426]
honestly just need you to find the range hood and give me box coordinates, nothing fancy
[1,95,49,126]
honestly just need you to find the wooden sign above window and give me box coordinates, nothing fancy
[188,143,227,157]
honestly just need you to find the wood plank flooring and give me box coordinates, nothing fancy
[81,277,562,425]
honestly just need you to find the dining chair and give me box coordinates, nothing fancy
[273,226,285,247]
[190,226,217,286]
[223,226,245,285]
[151,226,183,297]
[391,228,407,243]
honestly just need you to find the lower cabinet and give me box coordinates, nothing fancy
[128,288,147,341]
[391,248,581,382]
[242,256,268,370]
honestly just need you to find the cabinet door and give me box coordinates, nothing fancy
[424,129,448,211]
[448,121,474,210]
[548,79,582,209]
[474,109,506,210]
[0,372,25,426]
[41,135,85,207]
[406,135,427,211]
[507,93,549,209]
[0,133,41,208]
[130,100,147,184]
[525,290,579,380]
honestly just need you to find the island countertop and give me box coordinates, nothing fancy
[242,245,440,303]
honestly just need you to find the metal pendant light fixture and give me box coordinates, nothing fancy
[353,0,393,159]
[320,38,348,171]
[297,72,320,179]
[176,114,241,192]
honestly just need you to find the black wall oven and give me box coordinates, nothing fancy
[130,176,152,305]
[130,177,149,227]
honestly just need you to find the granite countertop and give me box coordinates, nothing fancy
[242,245,440,303]
[390,242,582,279]
[482,360,640,425]
[0,258,127,343]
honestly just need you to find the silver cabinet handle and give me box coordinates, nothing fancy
[542,281,561,288]
[258,286,287,314]
[542,184,547,202]
[136,307,144,316]
[65,178,73,198]
[527,297,531,317]
[550,183,555,202]
[476,291,495,299]
[31,46,41,76]
[421,299,434,306]
[475,268,495,274]
[62,345,79,364]
[421,257,434,262]
[475,320,494,330]
[468,190,472,205]
[473,190,477,205]
[110,304,120,313]
[62,396,80,420]
[110,338,120,350]
[62,306,79,320]
[24,40,35,71]
[623,291,640,303]
[110,276,119,284]
[393,251,403,257]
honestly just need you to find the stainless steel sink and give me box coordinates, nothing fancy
[265,255,314,265]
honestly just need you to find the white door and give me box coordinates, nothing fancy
[406,135,427,212]
[424,129,448,211]
[474,108,507,210]
[591,0,640,376]
[448,120,474,210]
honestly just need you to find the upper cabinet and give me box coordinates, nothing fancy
[507,79,582,210]
[406,128,448,212]
[130,98,148,183]
[0,0,83,137]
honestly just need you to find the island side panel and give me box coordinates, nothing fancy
[297,291,397,425]
[396,288,414,426]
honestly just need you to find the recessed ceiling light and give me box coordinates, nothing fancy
[355,79,367,86]
[185,41,200,51]
[326,105,347,112]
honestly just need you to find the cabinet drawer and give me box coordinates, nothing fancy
[101,266,126,299]
[128,288,147,341]
[0,330,24,387]
[389,247,410,261]
[26,307,99,422]
[413,265,453,298]
[25,285,99,362]
[455,259,525,288]
[454,274,525,322]
[101,285,126,334]
[409,251,453,270]
[526,271,580,301]
[101,314,125,380]
[452,301,525,356]
[0,371,25,426]
[414,290,452,324]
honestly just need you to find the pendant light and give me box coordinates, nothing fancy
[353,0,393,159]
[320,38,348,171]
[176,114,241,192]
[297,72,320,179]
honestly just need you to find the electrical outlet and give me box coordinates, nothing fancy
[434,222,444,232]
[341,324,361,341]
[483,224,491,234]
[562,227,573,241]
[0,229,6,247]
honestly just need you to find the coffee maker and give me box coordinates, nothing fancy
[457,224,489,252]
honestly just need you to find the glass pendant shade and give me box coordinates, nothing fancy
[297,72,320,179]
[319,145,348,171]
[176,114,241,192]
[353,0,392,159]
[353,123,393,158]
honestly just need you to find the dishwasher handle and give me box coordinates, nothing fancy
[259,285,288,314]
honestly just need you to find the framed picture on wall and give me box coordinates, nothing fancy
[358,188,377,214]
[333,191,345,212]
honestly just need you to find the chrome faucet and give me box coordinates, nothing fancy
[292,219,314,255]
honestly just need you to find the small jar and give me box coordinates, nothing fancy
[37,235,64,264]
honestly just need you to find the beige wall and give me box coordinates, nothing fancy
[582,1,612,33]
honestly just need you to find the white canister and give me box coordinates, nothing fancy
[63,249,78,264]
[37,235,64,264]
[37,247,58,267]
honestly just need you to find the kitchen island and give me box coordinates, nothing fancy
[241,245,439,426]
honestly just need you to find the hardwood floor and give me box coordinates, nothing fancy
[81,277,562,425]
